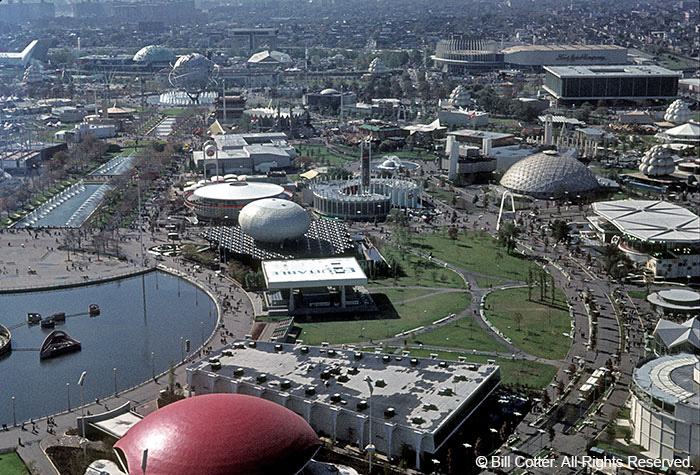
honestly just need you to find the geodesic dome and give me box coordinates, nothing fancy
[664,99,691,124]
[133,45,176,63]
[639,145,675,177]
[500,150,598,198]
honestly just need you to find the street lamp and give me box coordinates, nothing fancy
[66,383,70,411]
[364,375,376,473]
[151,352,156,380]
[113,368,118,396]
[11,396,16,427]
[78,371,86,417]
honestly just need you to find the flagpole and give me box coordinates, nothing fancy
[137,172,144,268]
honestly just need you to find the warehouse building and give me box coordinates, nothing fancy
[187,340,501,469]
[502,45,627,68]
[543,65,680,102]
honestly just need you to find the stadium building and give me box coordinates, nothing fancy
[185,181,293,221]
[433,38,628,74]
[187,340,501,470]
[543,65,680,102]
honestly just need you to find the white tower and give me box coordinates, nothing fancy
[544,114,553,146]
[447,135,459,180]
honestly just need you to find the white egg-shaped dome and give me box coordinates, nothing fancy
[639,145,675,177]
[239,198,310,243]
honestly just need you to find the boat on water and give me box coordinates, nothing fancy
[27,313,42,325]
[51,312,66,323]
[40,316,55,329]
[39,330,81,359]
[88,304,100,316]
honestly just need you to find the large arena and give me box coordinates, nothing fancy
[433,38,629,74]
[311,177,421,220]
[184,181,293,221]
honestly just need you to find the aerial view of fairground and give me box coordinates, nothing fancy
[0,0,698,473]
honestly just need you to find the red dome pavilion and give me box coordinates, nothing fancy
[113,394,321,475]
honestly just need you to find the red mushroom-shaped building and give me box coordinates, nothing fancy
[113,394,321,475]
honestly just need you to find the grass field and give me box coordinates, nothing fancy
[0,452,29,475]
[161,108,187,116]
[410,231,539,281]
[408,317,508,353]
[298,291,470,344]
[426,187,456,204]
[484,287,572,360]
[401,348,558,390]
[379,288,442,303]
[370,244,465,289]
[295,144,353,166]
[627,290,648,300]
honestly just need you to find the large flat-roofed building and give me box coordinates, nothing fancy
[502,45,628,68]
[433,39,628,74]
[191,132,296,175]
[630,354,700,461]
[262,258,367,312]
[186,340,501,469]
[544,65,680,101]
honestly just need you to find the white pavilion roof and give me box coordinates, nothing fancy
[592,199,700,243]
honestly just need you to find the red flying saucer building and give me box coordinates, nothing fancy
[113,394,321,475]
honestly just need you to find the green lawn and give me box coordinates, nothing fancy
[426,187,455,204]
[627,290,648,300]
[370,244,465,289]
[410,231,539,281]
[378,288,440,303]
[299,292,470,344]
[402,348,558,390]
[408,317,508,353]
[161,108,187,116]
[295,144,353,165]
[0,452,29,475]
[484,287,572,360]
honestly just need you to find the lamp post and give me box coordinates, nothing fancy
[364,375,375,473]
[180,336,184,362]
[78,371,86,417]
[11,396,16,427]
[151,352,156,380]
[113,367,118,396]
[66,383,70,411]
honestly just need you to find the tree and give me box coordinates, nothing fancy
[551,220,571,243]
[447,226,459,242]
[514,312,523,332]
[497,222,520,254]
